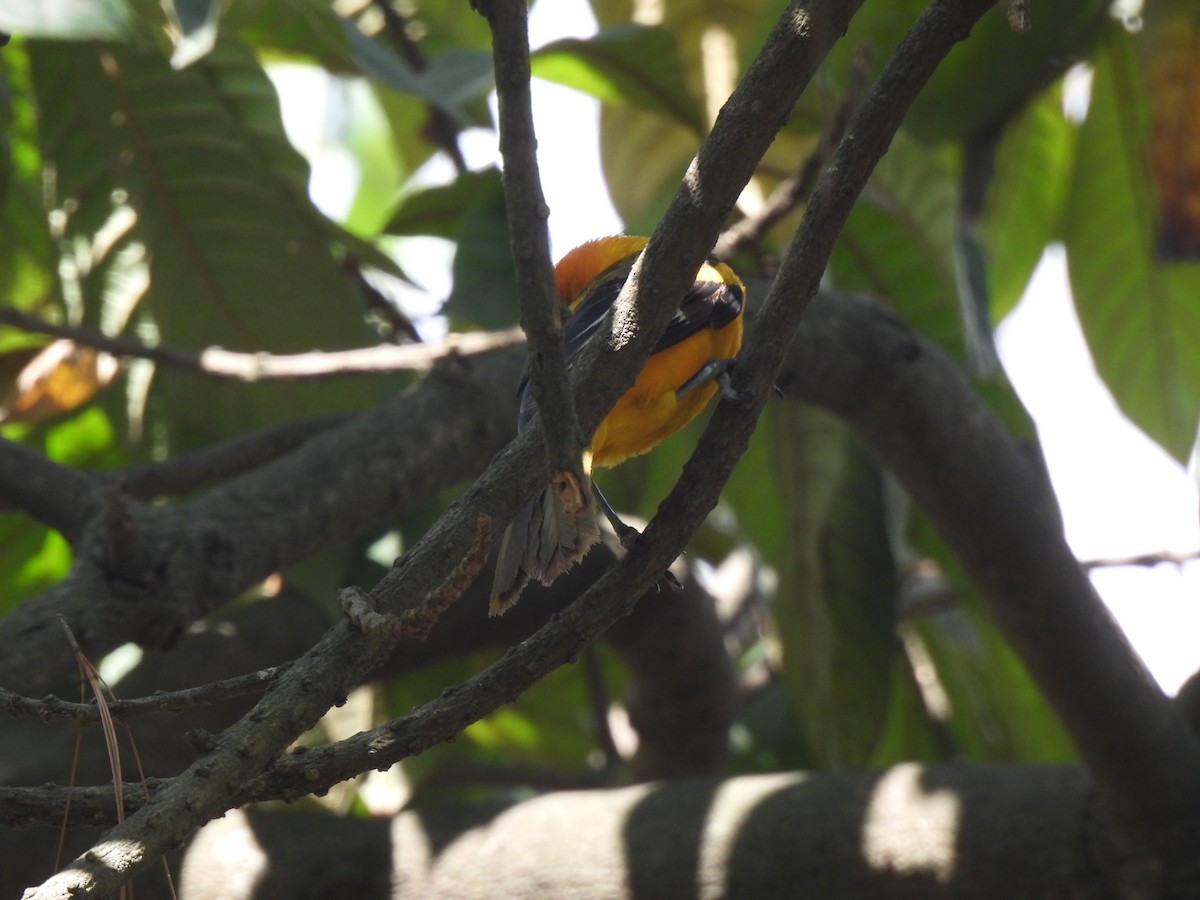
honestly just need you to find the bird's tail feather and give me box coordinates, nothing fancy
[489,485,601,616]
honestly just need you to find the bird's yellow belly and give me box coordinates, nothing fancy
[589,318,742,469]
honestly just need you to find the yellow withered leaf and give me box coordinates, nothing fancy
[0,340,119,425]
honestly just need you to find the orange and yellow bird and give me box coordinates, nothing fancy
[489,235,746,615]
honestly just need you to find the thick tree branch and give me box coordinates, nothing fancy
[776,292,1200,866]
[187,767,1114,900]
[7,766,1119,898]
[0,438,99,541]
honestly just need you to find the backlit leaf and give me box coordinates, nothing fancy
[1063,29,1200,462]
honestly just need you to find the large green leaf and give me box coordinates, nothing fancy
[385,169,501,240]
[447,186,518,330]
[29,37,374,446]
[532,26,704,131]
[0,43,57,313]
[725,402,902,770]
[591,0,772,225]
[979,85,1076,319]
[907,0,1109,141]
[830,132,965,358]
[1063,29,1200,462]
[905,511,1078,763]
[385,168,518,329]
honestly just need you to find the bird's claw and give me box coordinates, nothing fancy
[677,358,746,402]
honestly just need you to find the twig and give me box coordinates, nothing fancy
[0,782,164,830]
[1082,549,1200,571]
[0,666,286,724]
[0,307,524,381]
[57,616,125,838]
[478,0,589,516]
[340,515,494,640]
[369,0,468,173]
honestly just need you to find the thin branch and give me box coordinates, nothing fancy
[1082,549,1200,571]
[0,781,164,830]
[0,308,524,381]
[340,514,494,639]
[479,0,589,514]
[0,666,285,725]
[581,644,623,773]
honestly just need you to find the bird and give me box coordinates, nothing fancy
[489,235,745,616]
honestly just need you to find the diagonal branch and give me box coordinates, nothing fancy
[108,414,353,499]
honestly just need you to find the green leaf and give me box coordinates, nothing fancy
[417,49,494,114]
[447,186,518,330]
[532,26,704,131]
[29,38,375,446]
[907,0,1109,141]
[337,80,409,238]
[730,682,814,774]
[223,0,362,70]
[0,0,135,41]
[830,132,965,358]
[979,85,1076,319]
[385,169,502,240]
[4,523,73,611]
[385,167,517,328]
[1063,30,1200,462]
[906,512,1079,763]
[591,0,774,224]
[0,43,58,312]
[727,403,900,770]
[599,105,695,226]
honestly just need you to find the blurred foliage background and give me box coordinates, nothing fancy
[1,0,1198,819]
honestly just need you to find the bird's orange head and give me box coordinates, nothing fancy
[552,235,649,305]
